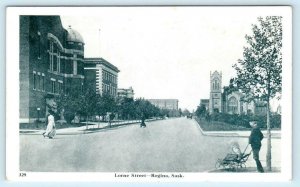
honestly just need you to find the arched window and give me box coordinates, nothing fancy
[47,33,63,73]
[228,96,238,114]
[213,79,219,90]
[48,42,61,73]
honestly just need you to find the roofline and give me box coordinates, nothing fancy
[84,57,120,72]
[147,99,179,101]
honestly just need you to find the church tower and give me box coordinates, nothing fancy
[209,71,222,114]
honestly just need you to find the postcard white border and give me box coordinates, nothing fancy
[6,6,292,182]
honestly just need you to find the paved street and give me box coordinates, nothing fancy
[20,117,281,172]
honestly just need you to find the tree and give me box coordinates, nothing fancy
[117,98,135,120]
[182,109,191,116]
[196,104,206,118]
[233,16,282,171]
[133,98,160,119]
[178,108,182,117]
[81,88,98,121]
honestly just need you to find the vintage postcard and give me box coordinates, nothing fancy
[6,6,292,181]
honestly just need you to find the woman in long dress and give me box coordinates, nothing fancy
[43,110,56,139]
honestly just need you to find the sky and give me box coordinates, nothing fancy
[60,7,284,111]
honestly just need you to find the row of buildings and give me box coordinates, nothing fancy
[19,16,135,123]
[20,16,179,123]
[200,71,267,115]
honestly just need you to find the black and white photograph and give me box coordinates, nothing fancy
[6,6,292,182]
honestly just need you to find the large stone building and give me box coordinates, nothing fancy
[117,87,134,99]
[20,16,85,123]
[147,99,179,110]
[84,58,119,97]
[20,16,121,123]
[206,71,267,115]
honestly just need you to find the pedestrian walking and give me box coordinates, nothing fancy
[42,109,56,139]
[140,115,146,128]
[249,121,264,173]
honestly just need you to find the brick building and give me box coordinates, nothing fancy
[20,16,85,123]
[84,58,119,97]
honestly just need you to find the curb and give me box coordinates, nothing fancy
[193,119,281,139]
[20,120,152,136]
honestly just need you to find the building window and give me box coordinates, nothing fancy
[73,61,77,75]
[37,74,40,90]
[214,100,218,105]
[49,41,53,71]
[33,72,37,90]
[58,81,63,94]
[51,79,56,93]
[214,80,218,90]
[228,96,238,114]
[38,31,41,59]
[53,55,57,72]
[42,75,45,91]
[57,52,61,73]
[48,41,61,73]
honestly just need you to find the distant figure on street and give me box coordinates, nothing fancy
[140,115,146,128]
[43,109,56,139]
[249,121,264,173]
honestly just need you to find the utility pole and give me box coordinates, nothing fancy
[99,28,101,57]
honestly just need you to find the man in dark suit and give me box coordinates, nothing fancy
[249,121,264,173]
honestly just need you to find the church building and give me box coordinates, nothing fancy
[207,71,266,115]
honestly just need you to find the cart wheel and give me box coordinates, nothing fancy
[230,163,239,172]
[215,160,223,170]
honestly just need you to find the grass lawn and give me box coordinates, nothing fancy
[194,117,250,131]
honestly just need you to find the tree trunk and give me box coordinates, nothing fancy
[266,100,272,171]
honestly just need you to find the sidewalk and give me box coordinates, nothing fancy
[194,119,282,173]
[20,119,157,135]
